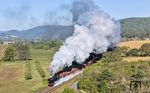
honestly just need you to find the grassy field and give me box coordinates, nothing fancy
[118,40,150,49]
[118,40,150,62]
[0,40,149,93]
[0,48,56,93]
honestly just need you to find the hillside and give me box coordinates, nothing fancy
[0,25,74,40]
[120,17,150,39]
[0,17,150,40]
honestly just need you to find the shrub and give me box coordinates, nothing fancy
[60,87,77,93]
[97,69,114,81]
[97,80,108,93]
[102,48,123,62]
[78,79,98,93]
[126,48,139,56]
[24,62,32,80]
[131,70,146,79]
[35,60,45,78]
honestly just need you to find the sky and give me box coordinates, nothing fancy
[0,0,150,31]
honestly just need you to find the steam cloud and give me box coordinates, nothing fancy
[49,0,121,77]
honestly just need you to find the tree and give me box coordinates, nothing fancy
[140,43,150,56]
[3,46,15,61]
[50,39,62,49]
[13,42,31,60]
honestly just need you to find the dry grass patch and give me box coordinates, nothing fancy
[118,40,150,49]
[0,63,24,83]
[123,57,150,62]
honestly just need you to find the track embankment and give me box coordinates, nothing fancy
[36,74,81,93]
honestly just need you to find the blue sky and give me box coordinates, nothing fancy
[0,0,150,31]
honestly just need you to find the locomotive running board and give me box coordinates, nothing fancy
[54,71,82,86]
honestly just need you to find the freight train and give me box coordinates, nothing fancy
[48,53,102,86]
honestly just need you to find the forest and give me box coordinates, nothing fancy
[120,17,150,39]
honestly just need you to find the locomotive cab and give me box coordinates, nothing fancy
[48,75,60,87]
[48,78,55,86]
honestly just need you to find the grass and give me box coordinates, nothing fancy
[0,40,149,93]
[118,40,150,62]
[118,40,150,49]
[0,48,55,93]
[123,57,150,62]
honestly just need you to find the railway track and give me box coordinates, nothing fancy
[36,74,81,93]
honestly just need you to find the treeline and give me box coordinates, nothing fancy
[30,39,62,50]
[2,42,31,61]
[120,17,150,39]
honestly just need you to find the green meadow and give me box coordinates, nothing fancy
[0,48,56,93]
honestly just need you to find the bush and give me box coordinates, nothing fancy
[97,80,108,93]
[131,70,146,79]
[102,48,123,62]
[60,87,77,93]
[97,69,114,81]
[24,62,32,80]
[126,48,139,56]
[78,79,98,93]
[35,60,45,78]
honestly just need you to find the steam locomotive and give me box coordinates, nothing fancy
[48,53,102,86]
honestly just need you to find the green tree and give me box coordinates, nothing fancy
[140,43,150,56]
[3,46,15,61]
[13,42,31,60]
[50,39,62,49]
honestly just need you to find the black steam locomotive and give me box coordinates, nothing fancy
[48,53,102,86]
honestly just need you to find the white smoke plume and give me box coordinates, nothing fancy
[49,0,121,77]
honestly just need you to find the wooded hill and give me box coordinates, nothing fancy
[120,17,150,39]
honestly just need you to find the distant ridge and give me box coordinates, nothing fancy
[1,17,150,40]
[0,25,74,40]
